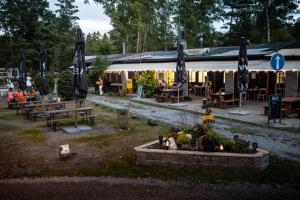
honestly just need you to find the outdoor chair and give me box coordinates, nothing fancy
[257,88,267,101]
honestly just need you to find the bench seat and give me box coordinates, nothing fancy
[220,98,240,109]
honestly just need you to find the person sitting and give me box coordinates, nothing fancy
[28,87,36,101]
[7,88,15,108]
[16,89,26,105]
[155,83,163,96]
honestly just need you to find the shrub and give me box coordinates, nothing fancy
[57,70,73,100]
[33,72,55,93]
[176,133,191,145]
[233,139,250,153]
[137,71,158,98]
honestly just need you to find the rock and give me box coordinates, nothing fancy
[168,137,177,150]
[148,119,158,126]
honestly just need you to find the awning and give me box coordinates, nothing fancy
[106,60,300,72]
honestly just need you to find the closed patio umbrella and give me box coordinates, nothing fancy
[18,49,26,90]
[73,28,87,99]
[237,37,250,93]
[72,28,88,128]
[40,46,49,95]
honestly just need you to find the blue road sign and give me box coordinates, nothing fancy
[270,53,285,71]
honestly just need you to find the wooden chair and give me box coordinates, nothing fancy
[257,88,267,101]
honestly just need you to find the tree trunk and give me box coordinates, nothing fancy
[136,30,140,53]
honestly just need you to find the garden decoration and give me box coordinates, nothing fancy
[39,46,49,97]
[18,49,27,90]
[73,28,88,127]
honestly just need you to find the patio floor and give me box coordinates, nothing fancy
[131,96,300,128]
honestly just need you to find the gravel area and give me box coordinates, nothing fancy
[88,95,300,161]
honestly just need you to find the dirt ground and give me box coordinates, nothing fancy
[1,176,300,200]
[0,99,169,178]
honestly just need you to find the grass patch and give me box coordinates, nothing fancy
[18,128,46,143]
[0,112,17,120]
[0,123,15,132]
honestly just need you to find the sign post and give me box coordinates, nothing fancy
[270,53,285,71]
[270,53,285,95]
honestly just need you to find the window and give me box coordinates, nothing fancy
[276,72,285,84]
[189,71,196,82]
[198,71,207,83]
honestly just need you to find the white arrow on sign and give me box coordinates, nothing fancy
[275,55,280,70]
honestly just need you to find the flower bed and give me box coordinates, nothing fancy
[135,140,269,171]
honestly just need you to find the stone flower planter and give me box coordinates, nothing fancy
[134,140,269,171]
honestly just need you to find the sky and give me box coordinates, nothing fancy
[49,0,113,34]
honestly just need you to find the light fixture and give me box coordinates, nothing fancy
[252,142,258,153]
[219,144,224,151]
[158,136,163,145]
[165,139,170,150]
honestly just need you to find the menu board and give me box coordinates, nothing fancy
[268,94,282,123]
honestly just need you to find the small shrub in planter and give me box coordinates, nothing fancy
[176,133,191,147]
[202,134,217,152]
[233,139,250,153]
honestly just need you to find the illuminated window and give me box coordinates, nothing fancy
[198,71,207,83]
[276,72,285,84]
[189,71,196,82]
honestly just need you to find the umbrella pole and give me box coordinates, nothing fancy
[75,97,78,128]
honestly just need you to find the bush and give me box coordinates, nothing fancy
[86,56,110,87]
[176,133,191,145]
[33,72,55,93]
[57,70,73,100]
[137,71,158,98]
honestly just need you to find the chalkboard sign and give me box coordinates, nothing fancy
[268,94,282,124]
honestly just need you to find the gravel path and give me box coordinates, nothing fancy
[88,95,300,161]
[1,176,299,200]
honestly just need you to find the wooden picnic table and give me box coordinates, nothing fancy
[282,96,300,115]
[46,107,93,129]
[22,102,66,120]
[210,92,233,104]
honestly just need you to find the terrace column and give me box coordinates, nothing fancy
[225,71,234,93]
[285,71,298,96]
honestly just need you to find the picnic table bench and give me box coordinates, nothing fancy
[263,106,287,117]
[22,102,66,120]
[219,96,239,109]
[46,107,94,131]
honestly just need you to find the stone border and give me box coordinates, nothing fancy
[135,140,270,171]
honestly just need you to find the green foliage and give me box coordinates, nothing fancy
[176,133,191,145]
[86,56,110,86]
[232,139,251,153]
[86,32,116,55]
[137,71,158,98]
[57,70,73,100]
[33,72,55,93]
